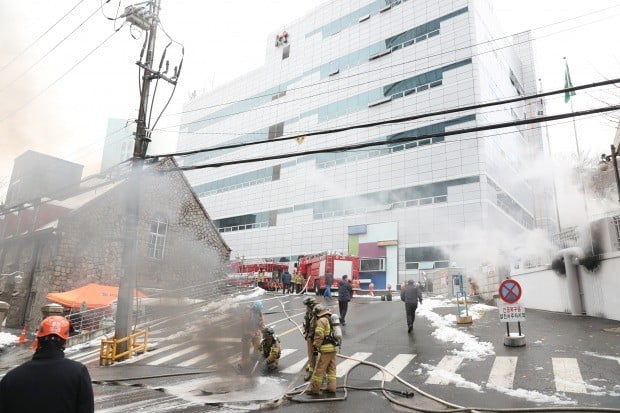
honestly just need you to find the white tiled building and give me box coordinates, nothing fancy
[176,0,555,289]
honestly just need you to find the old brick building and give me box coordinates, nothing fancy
[0,157,230,328]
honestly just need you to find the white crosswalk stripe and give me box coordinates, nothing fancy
[336,352,372,378]
[123,343,185,364]
[148,345,202,366]
[69,349,100,362]
[487,356,517,389]
[371,354,416,382]
[552,357,587,394]
[178,353,209,367]
[282,357,308,374]
[425,355,464,385]
[279,348,297,359]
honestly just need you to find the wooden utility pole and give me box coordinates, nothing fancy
[115,0,162,354]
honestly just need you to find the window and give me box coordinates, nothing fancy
[405,247,450,270]
[282,45,290,59]
[268,122,284,140]
[360,258,385,272]
[147,216,168,259]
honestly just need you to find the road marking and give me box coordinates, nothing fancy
[336,352,372,378]
[280,348,297,359]
[123,343,184,364]
[487,356,517,389]
[178,353,209,367]
[371,354,416,382]
[282,357,308,374]
[79,354,101,365]
[148,345,202,366]
[552,358,587,394]
[204,337,241,343]
[425,355,464,385]
[268,305,279,311]
[279,326,302,337]
[70,349,100,361]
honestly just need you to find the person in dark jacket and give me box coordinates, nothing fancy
[281,270,292,294]
[323,273,333,299]
[0,316,94,413]
[400,280,423,333]
[337,275,353,325]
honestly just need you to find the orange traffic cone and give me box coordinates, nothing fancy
[18,325,27,344]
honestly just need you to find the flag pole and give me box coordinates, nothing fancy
[539,78,562,232]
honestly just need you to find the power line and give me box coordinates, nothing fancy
[0,2,106,95]
[161,105,620,171]
[158,4,620,123]
[0,0,90,74]
[0,29,120,123]
[149,77,620,160]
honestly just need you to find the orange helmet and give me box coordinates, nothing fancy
[37,316,71,340]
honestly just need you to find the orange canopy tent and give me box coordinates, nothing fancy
[46,283,146,309]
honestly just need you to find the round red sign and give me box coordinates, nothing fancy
[499,279,522,304]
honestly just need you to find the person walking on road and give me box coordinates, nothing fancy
[302,297,318,381]
[0,316,94,413]
[281,270,292,294]
[337,275,353,325]
[323,273,333,300]
[308,305,338,395]
[400,280,423,333]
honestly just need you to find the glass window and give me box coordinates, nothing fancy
[282,45,290,59]
[147,216,168,259]
[360,258,385,272]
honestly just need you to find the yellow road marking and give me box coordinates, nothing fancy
[279,325,301,337]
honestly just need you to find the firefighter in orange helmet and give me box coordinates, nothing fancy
[307,305,338,395]
[0,316,94,412]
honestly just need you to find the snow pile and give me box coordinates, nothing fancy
[0,332,18,348]
[418,298,495,361]
[487,384,576,405]
[420,363,483,392]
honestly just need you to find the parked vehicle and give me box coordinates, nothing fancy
[297,253,360,295]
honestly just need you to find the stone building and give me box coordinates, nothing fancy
[0,157,230,328]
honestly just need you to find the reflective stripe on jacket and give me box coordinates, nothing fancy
[312,316,337,352]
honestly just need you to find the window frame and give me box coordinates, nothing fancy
[359,257,386,272]
[147,215,168,260]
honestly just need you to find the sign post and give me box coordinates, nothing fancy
[498,279,526,347]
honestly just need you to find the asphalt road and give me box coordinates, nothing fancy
[2,291,619,412]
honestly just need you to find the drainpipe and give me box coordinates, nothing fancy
[558,247,585,316]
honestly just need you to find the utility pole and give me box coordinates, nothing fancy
[115,0,161,355]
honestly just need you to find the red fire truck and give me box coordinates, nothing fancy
[228,260,289,291]
[297,253,360,295]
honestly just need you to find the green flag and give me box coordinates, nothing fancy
[564,61,576,103]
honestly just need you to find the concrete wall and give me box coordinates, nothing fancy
[513,253,620,321]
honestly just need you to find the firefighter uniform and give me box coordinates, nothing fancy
[308,308,337,394]
[258,329,281,371]
[302,298,318,381]
[241,303,265,368]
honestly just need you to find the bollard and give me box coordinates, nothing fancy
[0,301,9,328]
[41,303,64,319]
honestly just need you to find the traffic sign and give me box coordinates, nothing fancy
[498,301,526,322]
[499,279,522,304]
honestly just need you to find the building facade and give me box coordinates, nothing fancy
[176,0,554,289]
[0,157,230,328]
[101,118,135,172]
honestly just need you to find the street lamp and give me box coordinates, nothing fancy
[598,144,620,203]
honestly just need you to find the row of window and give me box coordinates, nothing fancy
[212,176,480,232]
[182,7,468,135]
[404,246,450,270]
[487,179,534,229]
[306,0,408,39]
[194,166,276,197]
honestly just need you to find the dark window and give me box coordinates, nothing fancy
[282,45,290,59]
[272,165,281,180]
[269,210,278,226]
[405,247,449,262]
[360,258,385,272]
[268,122,284,140]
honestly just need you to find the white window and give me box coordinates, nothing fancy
[359,258,385,272]
[147,216,168,259]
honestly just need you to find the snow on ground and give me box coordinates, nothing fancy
[0,332,18,348]
[65,335,107,353]
[486,384,576,405]
[418,297,495,361]
[583,351,620,365]
[202,287,266,313]
[420,363,484,392]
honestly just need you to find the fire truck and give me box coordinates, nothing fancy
[228,260,289,291]
[297,253,360,295]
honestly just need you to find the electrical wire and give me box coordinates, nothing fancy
[158,4,620,123]
[0,2,108,95]
[148,77,620,160]
[0,0,90,74]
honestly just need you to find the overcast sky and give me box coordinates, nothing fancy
[0,0,619,196]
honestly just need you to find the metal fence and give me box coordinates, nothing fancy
[64,276,256,340]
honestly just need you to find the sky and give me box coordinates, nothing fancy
[0,0,619,202]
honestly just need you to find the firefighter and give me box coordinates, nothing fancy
[0,316,94,412]
[240,301,265,370]
[308,304,338,395]
[302,297,318,381]
[257,268,265,289]
[258,327,281,371]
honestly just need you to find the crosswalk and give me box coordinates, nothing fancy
[67,342,606,396]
